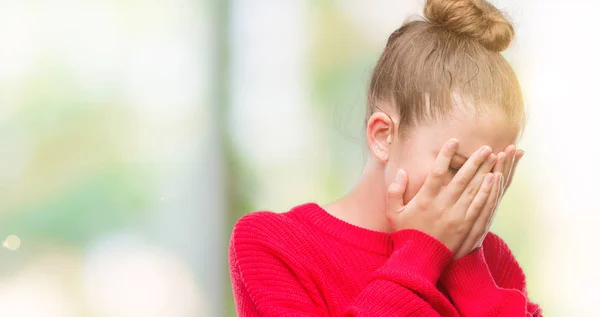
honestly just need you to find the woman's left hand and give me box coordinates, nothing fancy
[469,144,524,250]
[493,145,525,197]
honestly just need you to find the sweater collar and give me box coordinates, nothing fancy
[289,202,394,256]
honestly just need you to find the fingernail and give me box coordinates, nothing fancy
[447,139,458,149]
[479,146,491,155]
[395,169,403,183]
[518,149,525,157]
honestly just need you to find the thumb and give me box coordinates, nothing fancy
[387,169,408,213]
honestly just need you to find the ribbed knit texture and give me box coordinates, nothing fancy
[229,203,542,316]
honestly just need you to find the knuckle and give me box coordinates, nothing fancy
[443,151,453,160]
[415,198,430,211]
[455,177,469,188]
[481,182,492,194]
[453,223,469,236]
[434,205,446,216]
[465,185,478,197]
[483,196,494,209]
[446,215,463,228]
[430,167,445,178]
[487,197,498,210]
[388,206,406,217]
[472,198,484,211]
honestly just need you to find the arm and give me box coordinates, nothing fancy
[347,230,458,316]
[230,224,457,317]
[440,233,542,317]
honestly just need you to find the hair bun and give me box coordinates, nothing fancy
[424,0,515,52]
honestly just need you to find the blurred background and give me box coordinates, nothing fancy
[0,0,598,316]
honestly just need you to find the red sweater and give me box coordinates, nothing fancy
[229,203,542,316]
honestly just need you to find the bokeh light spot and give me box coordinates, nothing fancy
[3,235,21,251]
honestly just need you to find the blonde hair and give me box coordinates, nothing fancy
[368,0,524,136]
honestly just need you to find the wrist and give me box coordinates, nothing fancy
[441,247,498,297]
[385,229,454,284]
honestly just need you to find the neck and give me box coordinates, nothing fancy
[324,159,392,233]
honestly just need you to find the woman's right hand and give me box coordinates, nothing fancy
[386,138,502,257]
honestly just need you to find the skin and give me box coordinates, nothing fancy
[388,139,503,258]
[324,103,524,256]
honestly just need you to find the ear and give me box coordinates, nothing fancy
[366,111,394,162]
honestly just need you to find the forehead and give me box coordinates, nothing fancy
[412,110,520,156]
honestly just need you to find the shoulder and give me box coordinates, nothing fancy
[482,232,527,291]
[229,205,314,254]
[228,205,322,281]
[230,211,286,249]
[232,210,287,236]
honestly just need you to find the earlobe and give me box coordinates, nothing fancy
[372,144,389,162]
[366,111,395,162]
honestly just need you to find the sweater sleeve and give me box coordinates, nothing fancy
[439,233,542,317]
[346,230,457,316]
[229,215,457,317]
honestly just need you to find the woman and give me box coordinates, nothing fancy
[229,0,541,315]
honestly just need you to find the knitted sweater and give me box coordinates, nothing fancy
[229,203,542,316]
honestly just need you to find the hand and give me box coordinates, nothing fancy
[386,138,501,256]
[459,145,524,254]
[493,145,525,197]
[453,170,502,259]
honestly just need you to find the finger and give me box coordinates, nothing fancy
[387,169,408,214]
[450,153,496,222]
[444,146,493,202]
[420,138,459,200]
[475,173,503,247]
[503,145,516,184]
[453,173,495,258]
[494,151,506,179]
[475,173,501,239]
[494,152,506,195]
[465,173,495,220]
[493,173,503,211]
[506,149,524,188]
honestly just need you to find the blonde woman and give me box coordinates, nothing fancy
[229,0,541,315]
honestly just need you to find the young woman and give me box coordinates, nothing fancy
[229,0,542,316]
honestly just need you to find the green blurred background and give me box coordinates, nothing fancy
[1,0,599,316]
